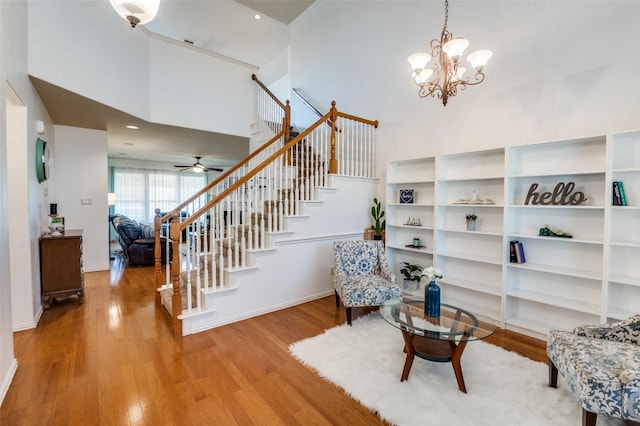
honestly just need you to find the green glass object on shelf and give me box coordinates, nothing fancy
[538,225,572,238]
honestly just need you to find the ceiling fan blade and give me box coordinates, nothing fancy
[204,167,224,172]
[174,164,191,168]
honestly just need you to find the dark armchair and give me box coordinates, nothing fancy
[111,214,170,266]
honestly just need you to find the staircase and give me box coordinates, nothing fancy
[154,75,379,336]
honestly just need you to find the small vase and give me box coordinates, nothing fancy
[424,279,441,317]
[403,279,419,292]
[466,220,476,231]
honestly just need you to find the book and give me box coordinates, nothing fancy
[613,181,622,206]
[509,241,518,263]
[516,241,526,264]
[618,181,628,206]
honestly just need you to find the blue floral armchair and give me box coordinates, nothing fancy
[333,240,401,325]
[547,315,640,426]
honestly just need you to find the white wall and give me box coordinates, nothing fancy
[290,0,640,196]
[148,38,255,137]
[53,125,109,272]
[28,0,150,119]
[28,0,256,138]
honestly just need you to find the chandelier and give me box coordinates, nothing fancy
[109,0,160,28]
[407,0,492,106]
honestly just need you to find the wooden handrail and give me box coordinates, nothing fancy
[252,73,286,110]
[336,111,378,128]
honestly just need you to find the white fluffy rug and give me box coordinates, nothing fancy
[289,314,625,426]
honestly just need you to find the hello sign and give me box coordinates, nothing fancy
[524,182,588,205]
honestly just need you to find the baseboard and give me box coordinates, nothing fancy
[182,289,335,335]
[0,357,18,406]
[12,304,43,332]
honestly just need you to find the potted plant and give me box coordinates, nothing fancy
[370,197,386,240]
[400,262,423,292]
[465,213,477,231]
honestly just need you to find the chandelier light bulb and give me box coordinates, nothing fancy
[442,37,469,63]
[412,69,433,86]
[110,0,160,28]
[407,52,432,71]
[467,50,493,72]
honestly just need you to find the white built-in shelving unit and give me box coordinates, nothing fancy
[385,130,640,340]
[435,148,505,323]
[607,131,640,322]
[385,158,435,298]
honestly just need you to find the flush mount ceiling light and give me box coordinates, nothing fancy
[407,0,492,106]
[109,0,160,28]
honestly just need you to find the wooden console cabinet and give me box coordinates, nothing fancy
[40,229,84,309]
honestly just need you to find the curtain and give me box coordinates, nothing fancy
[113,167,207,224]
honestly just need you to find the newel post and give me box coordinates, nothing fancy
[170,213,182,336]
[154,208,162,305]
[329,101,338,174]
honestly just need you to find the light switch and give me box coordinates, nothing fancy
[81,199,93,205]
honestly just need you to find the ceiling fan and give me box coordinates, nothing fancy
[174,156,223,173]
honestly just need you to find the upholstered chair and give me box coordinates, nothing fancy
[333,240,401,325]
[573,314,640,345]
[547,315,640,426]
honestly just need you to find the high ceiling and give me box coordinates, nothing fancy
[34,0,314,168]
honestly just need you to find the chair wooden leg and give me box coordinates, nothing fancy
[346,307,352,326]
[548,359,558,388]
[582,409,597,426]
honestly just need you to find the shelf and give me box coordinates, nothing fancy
[607,308,637,321]
[387,243,434,254]
[610,205,640,211]
[437,250,502,265]
[610,241,640,248]
[608,274,640,287]
[506,289,600,315]
[611,168,640,174]
[438,277,501,297]
[508,170,605,179]
[388,179,435,185]
[438,175,504,183]
[505,316,556,338]
[387,203,434,207]
[508,204,605,210]
[506,262,601,280]
[387,224,434,230]
[507,233,603,245]
[441,228,503,237]
[444,203,503,208]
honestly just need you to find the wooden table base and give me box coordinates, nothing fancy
[399,329,470,393]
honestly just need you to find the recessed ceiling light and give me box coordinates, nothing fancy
[123,142,135,146]
[126,125,139,130]
[254,13,261,20]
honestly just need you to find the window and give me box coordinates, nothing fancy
[112,167,207,224]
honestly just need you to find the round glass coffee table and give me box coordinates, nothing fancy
[379,300,496,393]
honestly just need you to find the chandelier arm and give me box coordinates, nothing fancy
[461,72,486,87]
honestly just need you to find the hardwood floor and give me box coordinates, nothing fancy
[1,256,547,425]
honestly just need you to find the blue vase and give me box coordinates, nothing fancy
[425,279,441,317]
